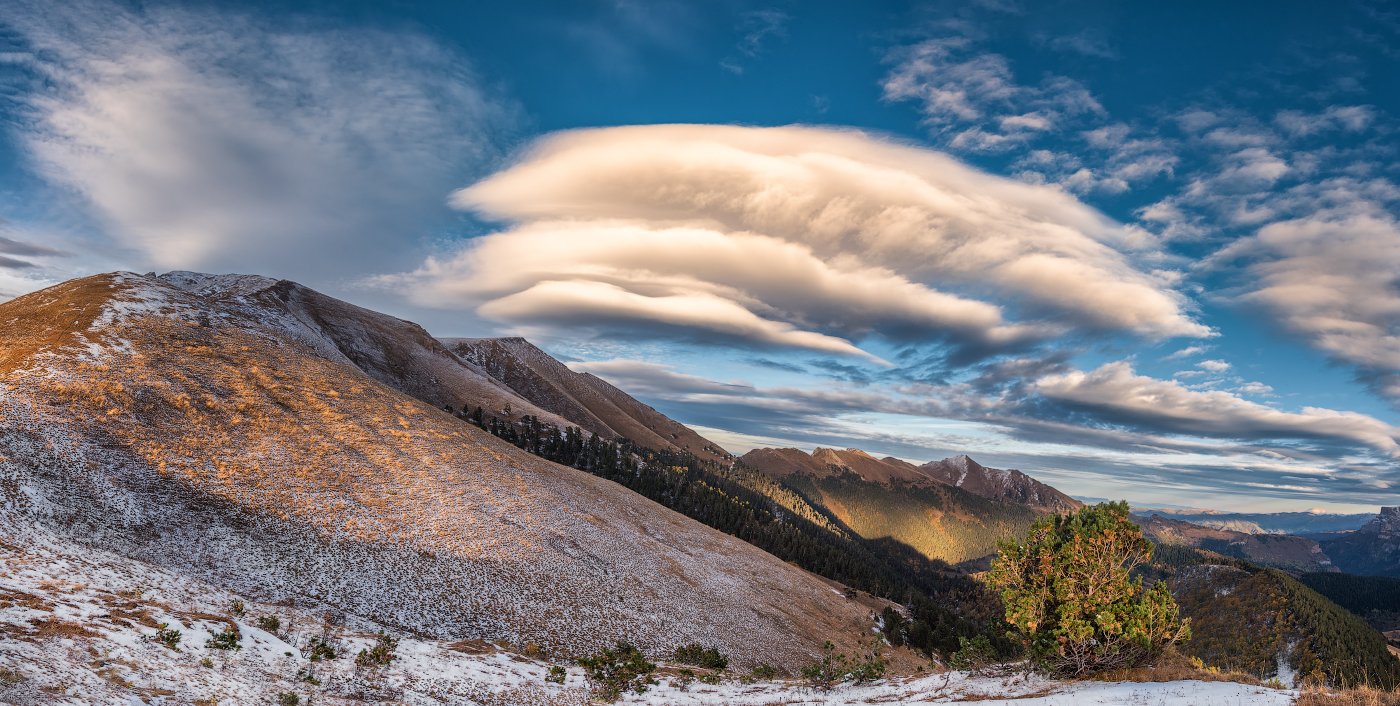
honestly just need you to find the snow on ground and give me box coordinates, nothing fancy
[1,522,1301,706]
[618,673,1297,705]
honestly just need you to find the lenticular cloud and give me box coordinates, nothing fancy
[391,124,1208,360]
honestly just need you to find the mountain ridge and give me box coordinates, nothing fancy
[0,271,885,668]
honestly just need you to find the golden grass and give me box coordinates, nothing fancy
[1090,649,1261,686]
[1296,685,1400,706]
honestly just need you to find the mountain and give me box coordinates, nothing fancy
[1317,507,1400,577]
[1154,545,1400,689]
[1135,513,1335,573]
[739,447,1041,565]
[919,455,1081,514]
[445,336,730,464]
[0,272,887,669]
[1138,508,1375,535]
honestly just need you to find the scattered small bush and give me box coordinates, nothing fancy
[949,634,996,673]
[672,643,728,670]
[674,668,696,690]
[0,667,24,687]
[1295,685,1400,706]
[544,665,567,684]
[748,663,778,682]
[199,657,214,669]
[207,627,241,651]
[698,671,722,685]
[355,631,398,670]
[577,641,658,701]
[800,640,886,690]
[275,692,299,706]
[304,636,336,662]
[148,623,182,651]
[521,642,545,659]
[230,600,245,617]
[256,616,280,634]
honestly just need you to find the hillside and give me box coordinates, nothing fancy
[1317,507,1400,577]
[1152,545,1400,689]
[739,448,1040,565]
[0,272,886,670]
[0,526,1300,705]
[919,455,1081,513]
[445,336,730,464]
[1137,513,1336,573]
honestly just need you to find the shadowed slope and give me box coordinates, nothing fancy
[445,337,730,464]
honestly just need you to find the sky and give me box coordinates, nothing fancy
[1,0,1398,512]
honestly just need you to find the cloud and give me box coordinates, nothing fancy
[721,9,790,74]
[1164,345,1210,360]
[1036,361,1400,455]
[882,37,1104,152]
[1,0,510,279]
[1197,359,1231,372]
[398,124,1206,358]
[1274,105,1376,137]
[1216,199,1400,404]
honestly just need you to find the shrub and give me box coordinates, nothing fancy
[988,501,1189,677]
[544,665,567,684]
[750,663,778,680]
[355,631,399,670]
[305,636,336,662]
[800,640,885,690]
[577,641,657,701]
[949,634,996,673]
[672,643,728,670]
[0,668,24,687]
[230,600,245,617]
[275,693,299,706]
[199,657,214,669]
[207,627,242,651]
[149,623,182,651]
[256,616,280,634]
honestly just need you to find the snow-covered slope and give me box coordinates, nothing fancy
[445,337,730,464]
[0,522,1299,706]
[0,272,883,671]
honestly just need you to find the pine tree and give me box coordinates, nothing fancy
[989,501,1189,676]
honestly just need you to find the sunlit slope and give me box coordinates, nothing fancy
[0,272,879,668]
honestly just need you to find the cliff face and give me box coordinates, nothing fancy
[1320,507,1400,577]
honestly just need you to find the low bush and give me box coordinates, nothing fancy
[800,641,886,690]
[355,631,399,670]
[304,636,336,662]
[672,643,728,670]
[577,641,657,701]
[148,623,182,651]
[544,665,567,684]
[207,627,241,651]
[949,634,996,673]
[256,616,280,634]
[275,692,299,706]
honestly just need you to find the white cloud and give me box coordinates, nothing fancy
[1036,361,1400,455]
[881,37,1103,153]
[2,0,509,278]
[419,125,1206,350]
[1197,359,1231,373]
[1164,345,1210,360]
[1217,199,1400,403]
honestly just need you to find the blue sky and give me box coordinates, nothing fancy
[1,0,1398,511]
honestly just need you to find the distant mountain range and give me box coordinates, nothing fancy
[1134,512,1335,573]
[1128,507,1375,535]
